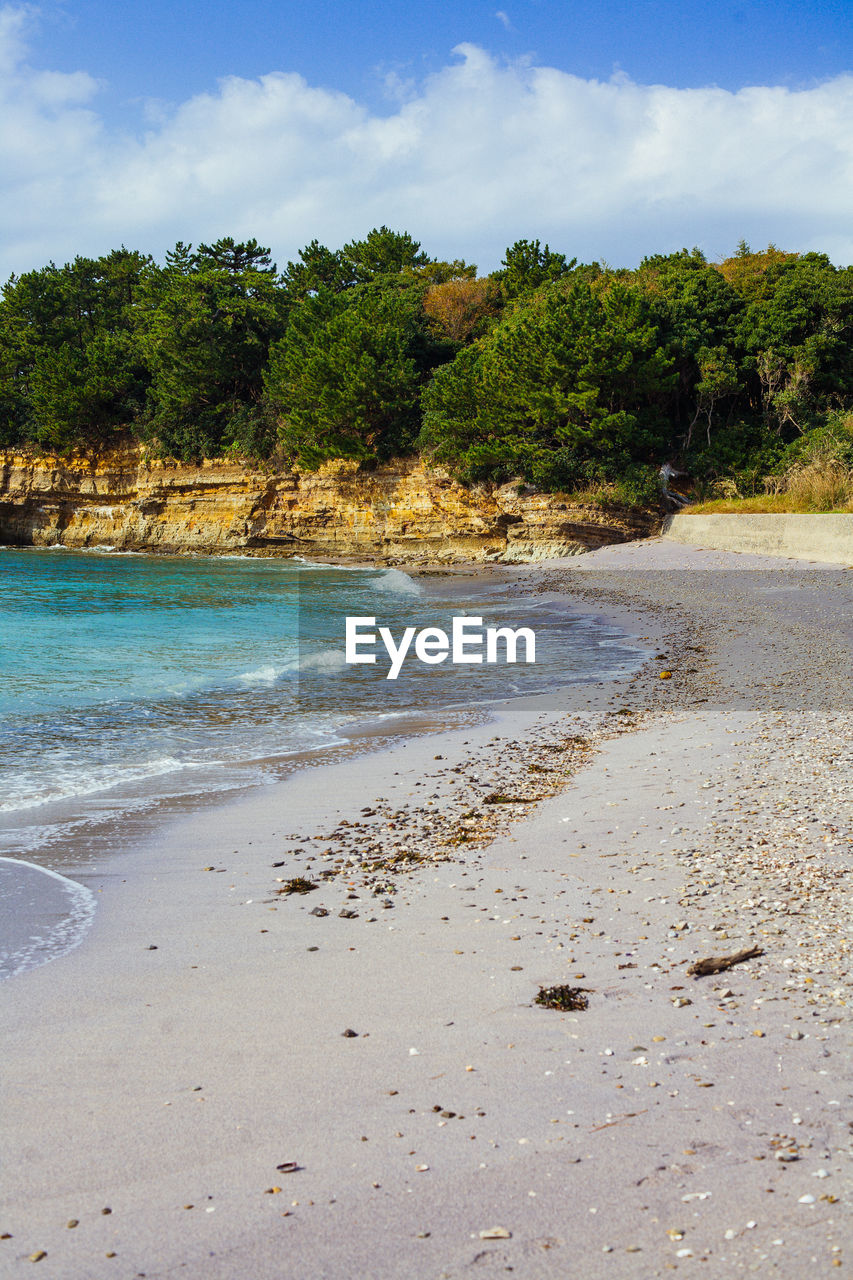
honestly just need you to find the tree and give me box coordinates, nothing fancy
[421,279,675,487]
[422,277,501,344]
[733,253,853,431]
[136,239,287,459]
[266,283,434,467]
[279,240,354,303]
[715,242,799,302]
[0,248,151,449]
[341,227,431,282]
[279,228,440,304]
[493,239,576,302]
[636,248,744,446]
[686,347,741,447]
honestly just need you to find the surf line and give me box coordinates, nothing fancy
[345,616,536,680]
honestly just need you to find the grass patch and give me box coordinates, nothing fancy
[690,445,853,514]
[688,494,852,514]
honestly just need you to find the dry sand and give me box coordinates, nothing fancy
[1,538,851,1278]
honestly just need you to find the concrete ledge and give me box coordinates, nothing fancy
[663,513,853,565]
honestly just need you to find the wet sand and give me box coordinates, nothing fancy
[0,539,850,1278]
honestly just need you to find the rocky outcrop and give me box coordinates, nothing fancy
[0,445,655,562]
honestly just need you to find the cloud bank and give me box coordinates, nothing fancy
[1,6,852,279]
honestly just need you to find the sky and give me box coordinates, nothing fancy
[1,0,853,279]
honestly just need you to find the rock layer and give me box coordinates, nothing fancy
[0,445,654,561]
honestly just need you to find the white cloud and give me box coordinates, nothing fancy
[1,7,853,279]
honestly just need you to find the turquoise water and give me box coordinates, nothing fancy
[0,548,647,850]
[0,547,651,979]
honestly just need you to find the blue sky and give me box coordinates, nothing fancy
[1,1,853,278]
[36,0,853,110]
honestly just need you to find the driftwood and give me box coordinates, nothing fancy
[687,945,764,978]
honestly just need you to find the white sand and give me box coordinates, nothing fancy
[1,541,850,1278]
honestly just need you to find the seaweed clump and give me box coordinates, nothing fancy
[535,984,590,1011]
[277,877,318,895]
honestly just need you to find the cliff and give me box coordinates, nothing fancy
[0,445,655,562]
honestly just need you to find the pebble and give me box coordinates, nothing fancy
[479,1227,512,1239]
[237,570,851,1280]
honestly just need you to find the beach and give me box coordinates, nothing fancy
[1,538,850,1278]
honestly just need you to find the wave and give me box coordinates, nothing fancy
[298,648,348,673]
[0,858,97,980]
[371,568,422,597]
[0,754,206,814]
[236,664,290,685]
[235,646,346,682]
[79,546,143,556]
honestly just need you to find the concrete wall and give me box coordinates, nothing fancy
[663,513,853,565]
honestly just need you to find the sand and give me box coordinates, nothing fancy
[1,538,850,1278]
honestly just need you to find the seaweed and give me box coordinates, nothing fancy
[276,877,318,895]
[535,984,591,1011]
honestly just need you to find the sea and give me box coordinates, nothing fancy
[0,547,649,978]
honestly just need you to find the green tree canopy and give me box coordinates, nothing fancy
[0,248,150,449]
[421,278,675,487]
[266,280,443,467]
[136,238,287,459]
[493,239,577,302]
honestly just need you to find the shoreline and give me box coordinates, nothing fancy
[1,540,850,1277]
[0,558,653,936]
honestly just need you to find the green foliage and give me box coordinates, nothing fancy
[280,227,436,305]
[636,248,743,433]
[2,230,853,508]
[280,239,356,302]
[421,279,675,488]
[341,227,431,282]
[266,282,437,467]
[0,248,150,449]
[732,253,853,431]
[493,239,576,302]
[611,463,663,508]
[137,238,287,460]
[770,411,853,473]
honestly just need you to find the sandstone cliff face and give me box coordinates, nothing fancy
[0,445,654,562]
